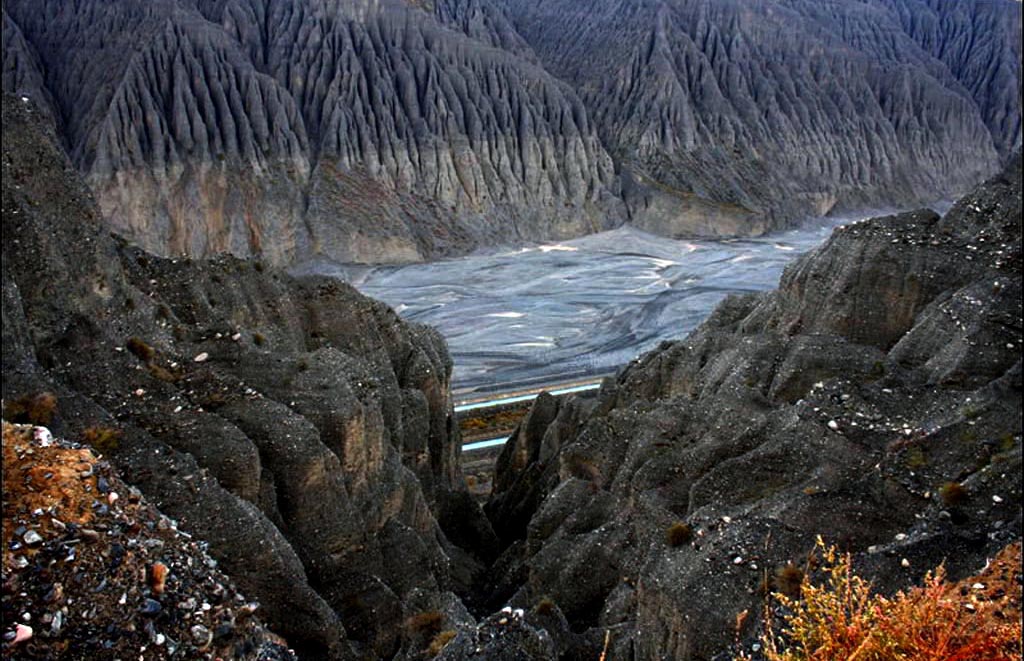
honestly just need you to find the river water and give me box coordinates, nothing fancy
[299,219,861,396]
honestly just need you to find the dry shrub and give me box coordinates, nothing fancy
[126,337,155,362]
[534,597,557,616]
[939,481,969,507]
[666,522,692,547]
[405,611,444,637]
[771,564,805,599]
[426,630,456,656]
[4,392,58,426]
[743,538,1022,661]
[147,363,180,383]
[81,426,122,454]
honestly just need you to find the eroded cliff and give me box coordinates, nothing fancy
[3,0,1020,263]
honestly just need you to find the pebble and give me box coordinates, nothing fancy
[51,611,64,634]
[193,352,209,363]
[34,427,54,447]
[827,420,840,431]
[992,495,1003,503]
[23,530,43,546]
[150,562,169,595]
[190,624,212,647]
[901,558,911,568]
[12,624,33,644]
[140,599,162,616]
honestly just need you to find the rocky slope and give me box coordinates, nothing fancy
[3,0,1020,264]
[1,94,501,660]
[482,155,1022,658]
[2,422,296,660]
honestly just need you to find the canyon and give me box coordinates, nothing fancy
[3,0,1020,265]
[3,91,1021,658]
[2,0,1022,658]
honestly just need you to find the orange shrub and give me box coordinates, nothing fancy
[743,538,1022,661]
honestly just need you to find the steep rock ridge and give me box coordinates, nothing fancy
[3,0,313,264]
[498,0,1020,235]
[1,12,57,129]
[1,95,495,659]
[482,156,1022,658]
[3,0,622,265]
[217,0,622,260]
[876,0,1023,157]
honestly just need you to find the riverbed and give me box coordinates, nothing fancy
[299,219,867,396]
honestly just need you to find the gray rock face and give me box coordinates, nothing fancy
[1,95,495,659]
[3,0,1020,263]
[484,155,1022,658]
[495,0,1021,235]
[3,0,621,265]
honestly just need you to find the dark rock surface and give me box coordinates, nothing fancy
[1,94,496,659]
[3,0,1020,263]
[484,155,1022,659]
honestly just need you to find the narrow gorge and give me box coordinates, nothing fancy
[3,90,1021,658]
[2,0,1021,659]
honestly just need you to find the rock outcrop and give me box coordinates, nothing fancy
[483,155,1022,658]
[1,94,497,660]
[3,0,1020,263]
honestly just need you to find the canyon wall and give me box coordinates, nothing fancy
[3,0,1020,264]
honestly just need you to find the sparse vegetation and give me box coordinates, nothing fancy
[426,629,456,656]
[534,597,557,616]
[666,522,692,547]
[201,392,228,410]
[147,363,179,383]
[963,404,982,420]
[742,539,1022,661]
[771,564,805,599]
[3,392,58,426]
[126,337,156,362]
[903,446,928,469]
[155,303,173,321]
[82,426,123,454]
[405,611,444,637]
[939,481,969,507]
[566,455,603,486]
